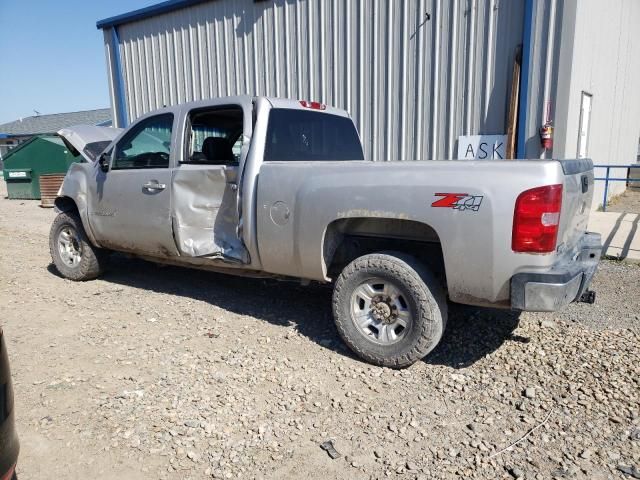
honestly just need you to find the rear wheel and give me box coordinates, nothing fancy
[332,252,447,368]
[49,212,108,281]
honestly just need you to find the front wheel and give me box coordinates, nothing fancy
[49,212,108,281]
[332,252,447,368]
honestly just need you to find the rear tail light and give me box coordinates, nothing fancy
[512,184,563,253]
[0,464,16,480]
[299,100,326,110]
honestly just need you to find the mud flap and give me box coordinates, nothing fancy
[171,166,248,262]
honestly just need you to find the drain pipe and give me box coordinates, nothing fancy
[540,0,557,159]
[517,0,535,158]
[109,26,129,128]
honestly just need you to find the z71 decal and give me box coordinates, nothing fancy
[432,193,483,212]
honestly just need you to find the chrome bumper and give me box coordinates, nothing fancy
[511,232,602,312]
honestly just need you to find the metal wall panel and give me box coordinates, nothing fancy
[552,0,640,207]
[107,0,535,161]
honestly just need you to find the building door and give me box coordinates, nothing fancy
[577,92,592,158]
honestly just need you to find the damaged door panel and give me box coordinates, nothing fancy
[172,165,247,261]
[171,103,249,262]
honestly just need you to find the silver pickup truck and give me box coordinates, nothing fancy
[52,96,601,367]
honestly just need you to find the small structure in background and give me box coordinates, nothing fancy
[0,108,111,169]
[2,135,79,200]
[0,108,112,202]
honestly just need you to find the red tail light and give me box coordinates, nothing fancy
[512,184,563,253]
[299,100,326,110]
[0,464,16,480]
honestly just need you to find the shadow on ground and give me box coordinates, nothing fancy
[425,305,522,369]
[48,255,521,368]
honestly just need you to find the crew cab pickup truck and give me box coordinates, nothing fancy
[52,96,601,367]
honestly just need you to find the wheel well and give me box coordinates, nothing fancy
[53,196,79,214]
[324,218,446,287]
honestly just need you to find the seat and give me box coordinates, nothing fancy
[202,137,234,164]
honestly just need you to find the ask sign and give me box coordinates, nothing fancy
[457,135,507,160]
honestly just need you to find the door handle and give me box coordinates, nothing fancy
[143,181,166,191]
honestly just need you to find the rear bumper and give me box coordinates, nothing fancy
[511,232,602,312]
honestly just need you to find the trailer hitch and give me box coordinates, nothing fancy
[578,290,596,304]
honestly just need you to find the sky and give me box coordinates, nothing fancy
[0,0,159,124]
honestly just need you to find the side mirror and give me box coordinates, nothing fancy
[98,153,110,173]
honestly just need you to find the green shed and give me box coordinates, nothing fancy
[2,135,80,200]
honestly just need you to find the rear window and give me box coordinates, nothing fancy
[264,109,364,161]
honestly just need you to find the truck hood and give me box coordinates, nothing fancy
[57,125,123,162]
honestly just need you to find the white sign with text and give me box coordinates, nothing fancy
[457,135,507,160]
[8,171,28,178]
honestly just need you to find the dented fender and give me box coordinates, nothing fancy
[56,162,101,247]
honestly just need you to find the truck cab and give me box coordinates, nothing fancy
[56,96,363,270]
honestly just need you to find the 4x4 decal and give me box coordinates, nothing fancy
[432,193,483,212]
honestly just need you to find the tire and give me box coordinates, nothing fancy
[332,252,447,368]
[49,212,108,281]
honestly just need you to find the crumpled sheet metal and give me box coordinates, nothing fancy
[172,167,247,261]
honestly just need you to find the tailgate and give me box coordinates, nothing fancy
[556,159,594,253]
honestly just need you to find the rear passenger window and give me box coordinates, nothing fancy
[264,109,364,161]
[183,107,243,165]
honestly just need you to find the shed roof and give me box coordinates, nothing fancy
[0,109,111,137]
[97,0,211,29]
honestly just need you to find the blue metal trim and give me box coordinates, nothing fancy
[517,0,535,158]
[110,27,129,128]
[97,0,212,29]
[593,164,640,168]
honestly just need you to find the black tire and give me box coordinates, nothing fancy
[49,212,108,281]
[332,252,447,368]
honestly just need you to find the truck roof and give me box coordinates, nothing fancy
[133,96,350,120]
[263,97,350,117]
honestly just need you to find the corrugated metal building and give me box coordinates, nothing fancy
[97,0,640,208]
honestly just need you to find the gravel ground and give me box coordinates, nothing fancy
[0,180,639,480]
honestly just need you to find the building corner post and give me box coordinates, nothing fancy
[110,26,128,128]
[517,0,535,158]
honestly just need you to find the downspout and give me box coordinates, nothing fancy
[110,26,129,128]
[517,0,535,158]
[540,0,557,159]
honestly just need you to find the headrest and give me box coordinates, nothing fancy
[202,137,233,163]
